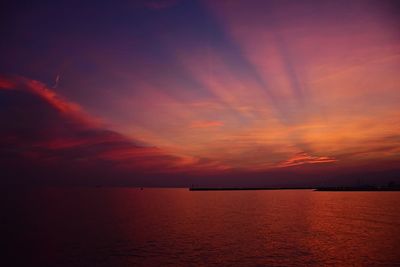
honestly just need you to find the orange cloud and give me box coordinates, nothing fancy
[190,120,224,128]
[277,152,337,168]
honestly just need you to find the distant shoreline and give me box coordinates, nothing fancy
[314,187,400,191]
[189,186,400,191]
[189,187,313,191]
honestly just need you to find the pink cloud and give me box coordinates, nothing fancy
[0,75,98,127]
[190,120,224,128]
[277,152,337,168]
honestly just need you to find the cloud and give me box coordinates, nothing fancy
[190,120,224,128]
[277,152,337,168]
[0,75,190,184]
[0,75,96,127]
[0,77,16,89]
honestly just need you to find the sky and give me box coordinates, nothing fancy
[1,0,400,187]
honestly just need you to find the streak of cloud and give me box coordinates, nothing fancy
[0,75,229,184]
[190,120,224,128]
[53,73,60,89]
[277,152,337,168]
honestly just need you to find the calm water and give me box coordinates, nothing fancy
[5,188,400,266]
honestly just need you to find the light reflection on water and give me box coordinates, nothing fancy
[5,188,400,266]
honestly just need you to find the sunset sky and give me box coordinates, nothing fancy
[1,0,399,186]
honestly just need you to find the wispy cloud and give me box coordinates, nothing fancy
[0,75,97,127]
[0,75,198,181]
[190,120,224,128]
[277,152,337,168]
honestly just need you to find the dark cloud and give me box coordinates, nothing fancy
[0,75,184,186]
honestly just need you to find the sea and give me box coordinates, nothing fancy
[4,188,400,266]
